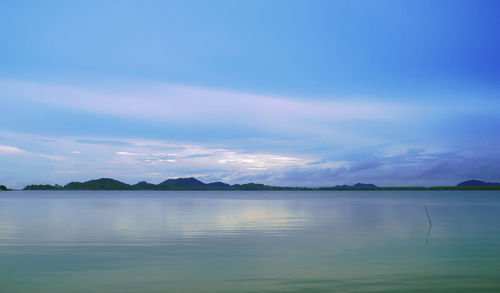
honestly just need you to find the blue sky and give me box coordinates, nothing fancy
[1,0,500,188]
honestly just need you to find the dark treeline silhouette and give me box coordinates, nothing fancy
[18,178,500,191]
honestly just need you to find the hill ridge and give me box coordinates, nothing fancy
[23,177,377,191]
[20,178,500,191]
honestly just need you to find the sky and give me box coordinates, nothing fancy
[1,0,500,188]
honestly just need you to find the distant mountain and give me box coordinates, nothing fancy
[21,178,500,191]
[131,181,157,190]
[22,177,310,191]
[64,178,130,190]
[157,177,207,189]
[206,182,231,189]
[331,183,377,189]
[353,183,377,188]
[237,183,279,190]
[24,184,62,190]
[0,185,8,191]
[456,180,500,187]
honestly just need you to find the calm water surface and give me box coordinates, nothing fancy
[1,191,500,292]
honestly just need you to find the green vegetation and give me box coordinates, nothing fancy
[24,184,63,190]
[20,178,500,191]
[64,178,130,190]
[21,178,315,191]
[318,186,500,191]
[0,185,9,191]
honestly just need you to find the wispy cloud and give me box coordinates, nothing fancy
[2,79,500,188]
[0,145,27,154]
[0,131,323,187]
[2,129,500,188]
[0,80,412,126]
[116,151,139,156]
[76,139,133,146]
[0,144,63,161]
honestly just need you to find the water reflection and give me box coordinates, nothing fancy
[0,222,15,241]
[0,191,489,246]
[0,192,312,246]
[1,191,500,292]
[0,191,438,247]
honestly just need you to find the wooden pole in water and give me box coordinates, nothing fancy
[424,205,432,226]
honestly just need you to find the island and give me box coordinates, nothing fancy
[18,178,500,191]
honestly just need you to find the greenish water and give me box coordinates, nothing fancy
[1,191,499,292]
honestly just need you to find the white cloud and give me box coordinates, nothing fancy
[0,144,63,160]
[3,130,497,188]
[38,154,64,161]
[0,145,27,154]
[116,151,139,156]
[108,140,315,173]
[0,79,411,127]
[0,131,327,185]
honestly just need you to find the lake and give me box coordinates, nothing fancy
[1,191,499,292]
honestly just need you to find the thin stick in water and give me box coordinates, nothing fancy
[424,205,432,226]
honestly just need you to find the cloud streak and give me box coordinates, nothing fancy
[0,145,26,154]
[2,80,500,188]
[2,129,500,189]
[0,79,412,125]
[0,131,323,187]
[0,144,63,161]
